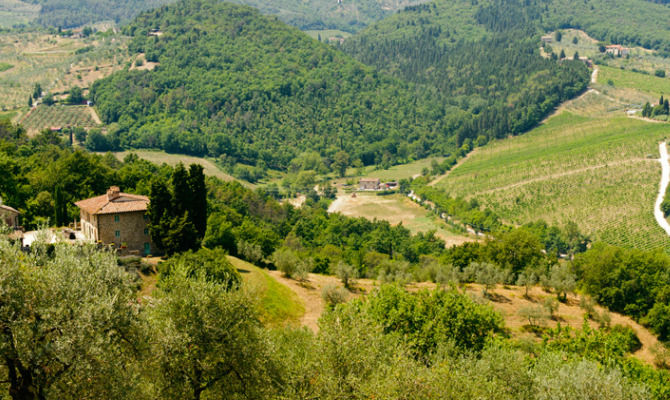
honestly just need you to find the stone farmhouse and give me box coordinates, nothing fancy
[606,45,630,57]
[0,204,19,228]
[75,186,153,255]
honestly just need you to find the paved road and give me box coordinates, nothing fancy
[654,142,670,236]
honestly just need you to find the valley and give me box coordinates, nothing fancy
[1,0,670,398]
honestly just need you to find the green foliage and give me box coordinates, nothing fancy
[229,0,424,33]
[0,239,144,398]
[345,0,590,148]
[573,243,670,339]
[158,248,241,289]
[65,85,84,104]
[353,285,505,356]
[147,162,207,255]
[145,265,280,399]
[91,0,451,170]
[25,0,173,28]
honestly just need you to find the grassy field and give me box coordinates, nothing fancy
[110,150,244,184]
[227,255,305,327]
[433,78,670,251]
[342,156,445,183]
[21,104,98,133]
[0,31,127,110]
[599,65,670,98]
[329,192,473,247]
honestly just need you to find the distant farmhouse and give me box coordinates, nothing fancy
[606,45,630,57]
[75,186,153,255]
[359,178,381,191]
[0,204,19,228]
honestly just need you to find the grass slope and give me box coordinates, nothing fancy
[434,87,670,251]
[227,255,305,327]
[599,66,670,99]
[109,150,243,185]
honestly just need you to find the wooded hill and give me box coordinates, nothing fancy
[226,0,427,32]
[344,0,670,154]
[90,0,588,171]
[22,0,173,28]
[90,0,461,169]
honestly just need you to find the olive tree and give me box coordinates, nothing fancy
[144,265,280,399]
[0,239,145,400]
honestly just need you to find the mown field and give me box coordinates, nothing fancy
[343,156,445,183]
[110,150,243,184]
[21,104,98,133]
[434,86,670,251]
[0,31,127,110]
[328,192,473,247]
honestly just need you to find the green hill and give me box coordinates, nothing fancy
[227,0,428,33]
[91,0,589,171]
[344,0,590,151]
[21,0,173,28]
[90,0,464,170]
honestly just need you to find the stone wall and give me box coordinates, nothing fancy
[97,211,153,255]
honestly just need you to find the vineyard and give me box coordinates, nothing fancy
[21,105,99,134]
[433,72,670,251]
[0,31,127,109]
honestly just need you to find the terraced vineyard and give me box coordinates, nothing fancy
[433,84,670,251]
[0,31,127,109]
[21,105,98,133]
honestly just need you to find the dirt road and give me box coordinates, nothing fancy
[654,142,670,236]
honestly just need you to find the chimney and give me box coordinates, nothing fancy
[107,186,121,201]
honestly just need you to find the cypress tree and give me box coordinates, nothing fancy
[171,163,191,218]
[187,164,207,239]
[147,177,172,251]
[53,186,67,227]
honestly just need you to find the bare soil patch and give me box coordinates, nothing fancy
[268,271,659,365]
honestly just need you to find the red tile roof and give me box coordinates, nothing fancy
[75,189,149,215]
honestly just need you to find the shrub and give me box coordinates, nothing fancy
[158,248,241,290]
[322,284,348,307]
[335,261,358,289]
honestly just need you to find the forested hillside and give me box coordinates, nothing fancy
[91,0,587,171]
[227,0,426,32]
[344,0,590,152]
[91,0,457,170]
[23,0,173,27]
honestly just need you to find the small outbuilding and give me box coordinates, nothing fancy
[0,204,19,228]
[359,178,381,191]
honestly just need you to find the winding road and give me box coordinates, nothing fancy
[654,142,670,236]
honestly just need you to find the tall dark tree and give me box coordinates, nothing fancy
[147,177,172,251]
[53,185,67,226]
[171,163,191,217]
[187,164,207,238]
